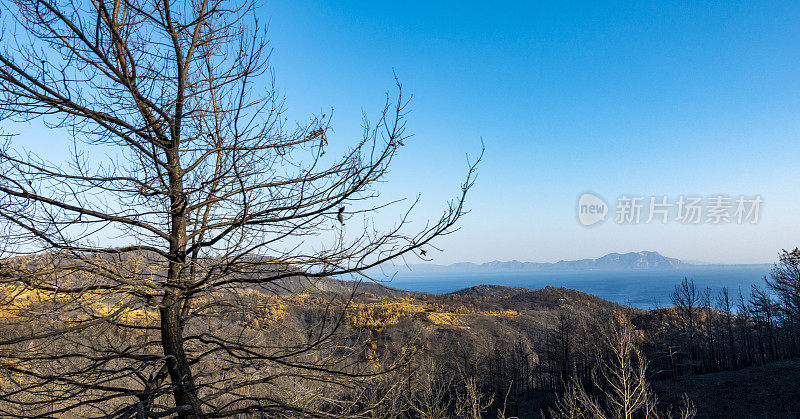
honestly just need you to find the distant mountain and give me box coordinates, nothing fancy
[390,251,691,273]
[560,251,686,270]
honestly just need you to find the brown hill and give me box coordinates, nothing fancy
[653,359,800,418]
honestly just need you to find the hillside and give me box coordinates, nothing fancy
[653,359,800,418]
[2,253,797,418]
[448,284,532,298]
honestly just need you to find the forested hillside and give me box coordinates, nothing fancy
[2,249,798,417]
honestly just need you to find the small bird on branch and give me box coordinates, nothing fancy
[337,207,345,225]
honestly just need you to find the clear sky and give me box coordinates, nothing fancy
[7,2,800,265]
[259,1,800,265]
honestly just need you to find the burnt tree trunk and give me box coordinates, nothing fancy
[161,141,203,417]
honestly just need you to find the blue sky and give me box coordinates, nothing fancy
[7,2,800,264]
[260,1,800,264]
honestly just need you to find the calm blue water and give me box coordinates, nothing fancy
[378,266,772,309]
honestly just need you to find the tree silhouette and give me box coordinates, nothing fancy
[0,1,479,416]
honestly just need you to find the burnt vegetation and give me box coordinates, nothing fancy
[0,0,798,418]
[1,250,799,417]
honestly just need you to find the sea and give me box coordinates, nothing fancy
[375,266,773,309]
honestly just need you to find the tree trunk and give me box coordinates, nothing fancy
[161,142,202,417]
[160,289,203,417]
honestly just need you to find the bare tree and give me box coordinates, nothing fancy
[547,311,578,388]
[596,315,651,419]
[749,285,778,362]
[670,278,700,372]
[700,288,717,371]
[767,248,800,331]
[716,287,737,369]
[456,377,493,419]
[0,1,480,417]
[549,315,695,419]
